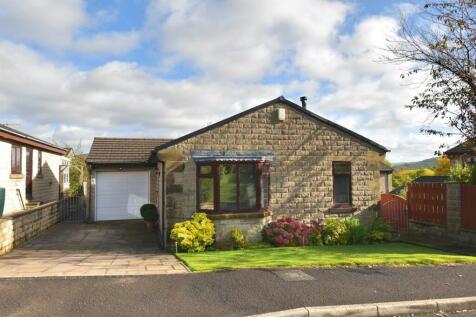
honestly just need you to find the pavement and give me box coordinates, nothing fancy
[0,221,188,277]
[1,264,476,316]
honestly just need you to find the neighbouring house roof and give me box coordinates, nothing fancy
[412,176,449,184]
[444,139,476,155]
[87,137,172,165]
[154,96,389,154]
[379,162,393,174]
[0,124,67,155]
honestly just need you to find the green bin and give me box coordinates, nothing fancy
[0,187,5,217]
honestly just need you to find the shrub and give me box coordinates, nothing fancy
[230,228,249,249]
[368,218,392,243]
[170,213,215,252]
[345,219,368,244]
[140,204,158,223]
[262,217,310,247]
[449,163,471,183]
[321,218,350,245]
[308,219,324,246]
[471,164,476,185]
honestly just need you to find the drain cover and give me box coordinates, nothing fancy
[273,269,315,281]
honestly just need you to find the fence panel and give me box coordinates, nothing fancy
[60,196,86,223]
[380,193,409,232]
[408,183,447,225]
[461,184,476,231]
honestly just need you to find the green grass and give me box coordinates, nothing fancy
[176,243,476,272]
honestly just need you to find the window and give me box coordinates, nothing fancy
[333,162,351,206]
[62,160,69,184]
[37,151,42,176]
[197,162,270,213]
[11,144,22,174]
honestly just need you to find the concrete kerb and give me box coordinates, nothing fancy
[249,296,476,317]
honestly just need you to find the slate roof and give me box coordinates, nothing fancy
[0,123,66,154]
[155,96,389,154]
[379,162,393,173]
[412,176,449,184]
[87,137,172,165]
[444,139,476,155]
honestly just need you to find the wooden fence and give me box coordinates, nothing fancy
[407,183,447,225]
[380,193,409,232]
[461,184,476,231]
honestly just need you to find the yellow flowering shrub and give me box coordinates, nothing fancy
[170,213,215,252]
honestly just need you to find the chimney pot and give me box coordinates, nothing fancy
[300,96,307,109]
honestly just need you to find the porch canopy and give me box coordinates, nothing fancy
[191,150,275,162]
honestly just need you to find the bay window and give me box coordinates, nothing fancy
[197,162,270,213]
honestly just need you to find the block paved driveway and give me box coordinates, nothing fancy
[0,221,189,278]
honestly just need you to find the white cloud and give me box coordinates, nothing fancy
[0,1,458,161]
[145,0,351,80]
[0,0,86,47]
[75,31,141,55]
[0,41,282,151]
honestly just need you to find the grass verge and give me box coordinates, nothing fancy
[176,242,476,272]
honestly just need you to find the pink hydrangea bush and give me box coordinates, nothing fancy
[262,217,311,247]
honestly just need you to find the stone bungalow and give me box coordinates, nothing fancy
[444,139,476,167]
[87,96,390,244]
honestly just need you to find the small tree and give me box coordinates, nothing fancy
[434,156,451,175]
[386,1,476,151]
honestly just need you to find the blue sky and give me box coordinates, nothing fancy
[0,0,455,162]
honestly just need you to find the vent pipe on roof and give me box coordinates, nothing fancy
[300,96,307,109]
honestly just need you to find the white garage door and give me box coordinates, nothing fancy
[96,171,150,221]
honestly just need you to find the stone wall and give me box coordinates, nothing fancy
[0,200,61,255]
[408,183,476,247]
[159,101,386,242]
[210,212,273,243]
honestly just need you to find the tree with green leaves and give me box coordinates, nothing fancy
[386,1,476,151]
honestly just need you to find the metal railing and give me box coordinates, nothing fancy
[60,195,86,223]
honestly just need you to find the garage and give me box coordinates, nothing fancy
[95,171,150,221]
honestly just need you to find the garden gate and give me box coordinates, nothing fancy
[380,193,409,233]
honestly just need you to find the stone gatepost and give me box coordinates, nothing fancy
[446,183,461,234]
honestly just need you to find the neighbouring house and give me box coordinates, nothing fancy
[87,96,389,244]
[0,124,70,215]
[444,139,476,166]
[379,163,393,193]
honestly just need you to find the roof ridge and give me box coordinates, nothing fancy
[154,96,389,153]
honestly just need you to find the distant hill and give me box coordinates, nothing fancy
[393,157,437,171]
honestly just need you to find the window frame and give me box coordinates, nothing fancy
[332,161,352,207]
[11,144,22,174]
[196,161,271,214]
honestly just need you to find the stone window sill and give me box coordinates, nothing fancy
[327,206,356,215]
[207,210,272,220]
[10,174,24,179]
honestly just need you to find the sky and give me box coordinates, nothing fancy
[0,0,459,162]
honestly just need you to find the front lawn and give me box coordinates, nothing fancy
[176,243,476,272]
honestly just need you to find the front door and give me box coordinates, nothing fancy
[25,148,33,200]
